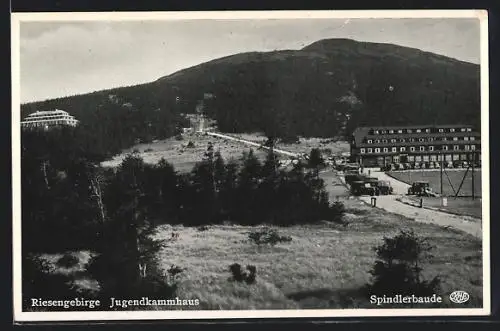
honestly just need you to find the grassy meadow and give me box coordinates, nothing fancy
[150,198,482,310]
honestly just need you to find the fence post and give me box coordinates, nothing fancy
[371,197,377,207]
[419,198,423,208]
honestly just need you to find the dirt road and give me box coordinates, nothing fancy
[357,169,482,239]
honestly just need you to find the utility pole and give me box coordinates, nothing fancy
[440,152,443,195]
[471,152,475,200]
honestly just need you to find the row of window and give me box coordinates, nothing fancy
[24,116,77,121]
[371,127,472,135]
[360,144,477,154]
[365,136,477,144]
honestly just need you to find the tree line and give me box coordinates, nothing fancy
[21,127,345,254]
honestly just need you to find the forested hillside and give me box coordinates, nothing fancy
[21,38,480,155]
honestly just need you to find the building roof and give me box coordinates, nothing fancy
[352,125,480,146]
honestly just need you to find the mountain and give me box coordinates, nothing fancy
[21,38,480,152]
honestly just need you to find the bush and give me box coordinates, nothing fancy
[197,225,210,231]
[56,253,79,268]
[175,134,184,141]
[186,141,195,148]
[366,230,441,298]
[229,263,256,284]
[144,148,154,152]
[248,228,292,246]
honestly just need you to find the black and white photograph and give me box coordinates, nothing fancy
[11,10,490,322]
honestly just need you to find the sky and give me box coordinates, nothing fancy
[19,17,480,103]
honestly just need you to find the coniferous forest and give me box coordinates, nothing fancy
[21,126,345,309]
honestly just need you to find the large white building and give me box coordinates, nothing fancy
[21,109,79,130]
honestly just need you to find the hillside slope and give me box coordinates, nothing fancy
[22,38,480,146]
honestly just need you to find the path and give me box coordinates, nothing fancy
[357,168,482,239]
[205,132,300,158]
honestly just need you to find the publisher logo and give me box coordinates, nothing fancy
[449,291,470,304]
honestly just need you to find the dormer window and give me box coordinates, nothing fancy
[461,128,466,132]
[367,139,373,144]
[407,129,413,133]
[464,137,469,141]
[450,128,455,132]
[467,128,472,132]
[389,130,394,134]
[470,137,475,141]
[425,129,430,133]
[439,128,444,133]
[398,129,403,133]
[453,137,458,141]
[416,129,422,133]
[374,130,379,134]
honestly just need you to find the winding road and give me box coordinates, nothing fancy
[357,169,482,239]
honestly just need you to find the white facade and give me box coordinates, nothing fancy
[21,109,79,130]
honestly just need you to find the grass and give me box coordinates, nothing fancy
[152,198,483,310]
[387,170,482,197]
[403,196,482,219]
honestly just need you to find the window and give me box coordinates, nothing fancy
[392,147,397,152]
[374,130,379,134]
[439,128,444,133]
[367,148,373,153]
[464,137,469,141]
[375,139,380,143]
[442,145,448,151]
[382,130,387,134]
[375,148,380,153]
[383,147,388,153]
[360,148,366,154]
[382,139,388,143]
[461,128,466,132]
[450,128,455,132]
[442,137,448,141]
[410,147,416,152]
[471,145,476,151]
[367,139,372,144]
[429,137,434,141]
[429,146,434,151]
[400,147,406,152]
[398,129,403,133]
[391,139,397,143]
[425,129,430,133]
[464,145,470,150]
[419,138,424,142]
[467,128,472,132]
[470,137,475,141]
[420,146,425,151]
[389,130,394,134]
[453,137,458,141]
[453,145,460,151]
[410,138,415,142]
[407,129,413,133]
[400,139,405,143]
[416,129,421,133]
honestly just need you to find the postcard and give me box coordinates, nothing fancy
[11,9,490,322]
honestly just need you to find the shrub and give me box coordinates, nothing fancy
[229,263,257,284]
[186,141,195,148]
[248,228,292,246]
[175,134,184,141]
[366,230,441,298]
[56,253,79,268]
[197,225,210,231]
[144,148,154,153]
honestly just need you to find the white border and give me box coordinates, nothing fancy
[11,10,490,322]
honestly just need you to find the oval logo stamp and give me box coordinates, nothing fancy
[449,291,470,304]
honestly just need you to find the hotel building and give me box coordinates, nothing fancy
[350,124,481,167]
[21,109,79,130]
